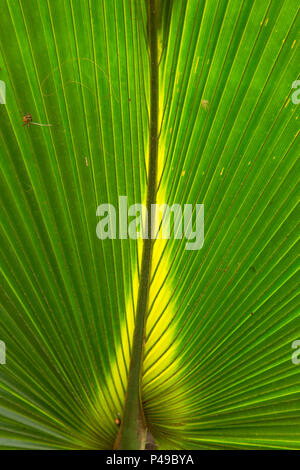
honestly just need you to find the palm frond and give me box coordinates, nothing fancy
[0,0,299,450]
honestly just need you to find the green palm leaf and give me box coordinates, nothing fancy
[0,0,299,450]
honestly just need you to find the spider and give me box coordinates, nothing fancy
[22,113,52,127]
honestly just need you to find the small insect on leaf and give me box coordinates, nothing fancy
[201,99,209,110]
[22,113,32,127]
[22,114,53,127]
[114,413,121,426]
